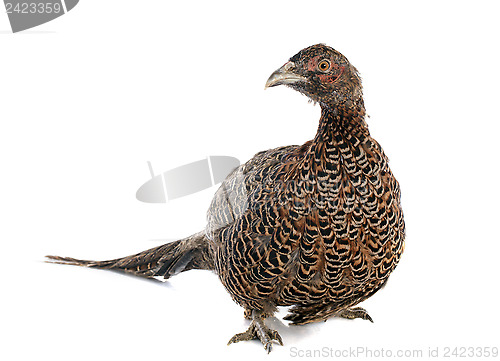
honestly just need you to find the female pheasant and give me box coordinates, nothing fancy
[47,44,405,352]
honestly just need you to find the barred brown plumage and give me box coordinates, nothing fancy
[46,44,405,353]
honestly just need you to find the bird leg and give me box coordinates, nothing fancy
[336,307,374,322]
[227,310,283,353]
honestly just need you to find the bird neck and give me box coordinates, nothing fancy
[315,99,369,143]
[287,98,371,185]
[291,100,370,176]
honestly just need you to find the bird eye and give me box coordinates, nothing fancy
[318,59,331,73]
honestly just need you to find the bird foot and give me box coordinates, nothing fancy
[228,311,283,353]
[337,307,373,322]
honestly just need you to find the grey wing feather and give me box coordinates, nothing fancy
[205,145,300,241]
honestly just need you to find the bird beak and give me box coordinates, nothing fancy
[265,61,307,89]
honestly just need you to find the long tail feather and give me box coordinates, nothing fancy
[46,231,214,279]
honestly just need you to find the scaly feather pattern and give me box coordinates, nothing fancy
[47,44,405,351]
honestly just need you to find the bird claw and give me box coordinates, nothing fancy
[228,313,283,353]
[227,327,256,346]
[262,329,283,353]
[337,307,374,323]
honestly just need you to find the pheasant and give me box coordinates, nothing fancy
[47,44,405,352]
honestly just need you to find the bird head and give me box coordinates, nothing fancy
[265,44,362,109]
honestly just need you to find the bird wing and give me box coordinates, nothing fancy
[205,144,302,241]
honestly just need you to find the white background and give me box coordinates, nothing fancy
[1,1,499,360]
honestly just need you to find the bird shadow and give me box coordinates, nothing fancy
[44,258,331,347]
[44,259,332,343]
[266,314,322,344]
